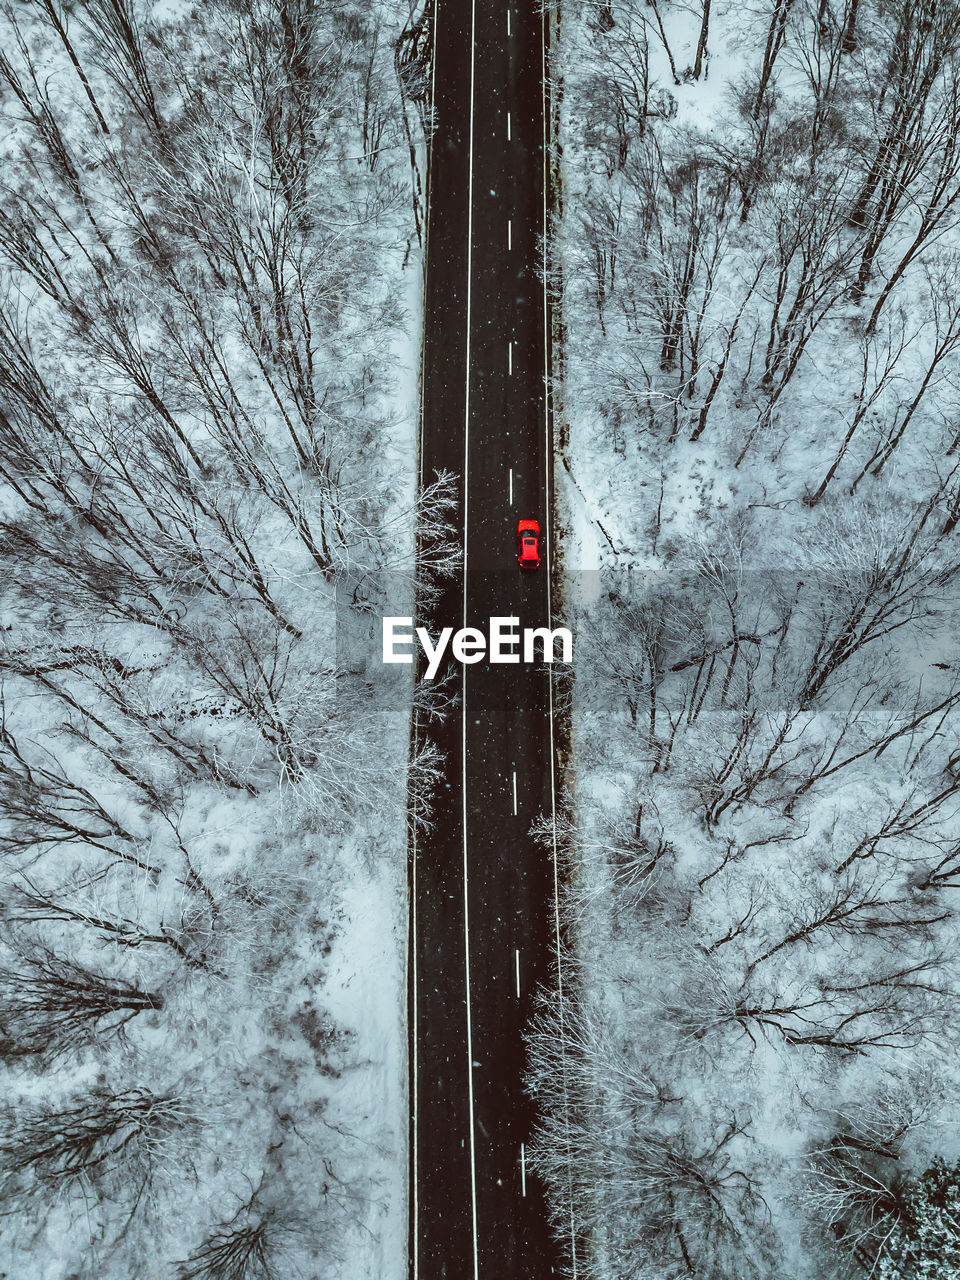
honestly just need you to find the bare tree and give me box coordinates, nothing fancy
[177,1218,276,1280]
[793,496,957,706]
[756,173,860,405]
[0,935,164,1066]
[625,138,739,440]
[174,1178,305,1280]
[3,875,214,972]
[674,946,955,1053]
[528,986,776,1279]
[847,0,960,300]
[0,705,156,872]
[75,0,162,131]
[851,254,960,483]
[806,308,920,503]
[805,1082,934,1268]
[0,1086,193,1205]
[27,0,111,134]
[746,868,949,974]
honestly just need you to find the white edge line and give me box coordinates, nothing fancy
[462,0,480,1275]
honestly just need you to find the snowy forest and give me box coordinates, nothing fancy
[533,0,960,1276]
[7,0,960,1275]
[0,1,431,1276]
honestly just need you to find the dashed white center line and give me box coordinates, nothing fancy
[520,1142,527,1197]
[509,468,513,505]
[507,111,511,142]
[515,948,521,997]
[508,341,513,376]
[512,770,517,814]
[507,8,511,36]
[508,218,512,250]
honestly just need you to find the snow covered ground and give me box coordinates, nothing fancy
[0,1,427,1275]
[535,1,960,1276]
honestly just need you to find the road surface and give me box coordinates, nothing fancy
[409,2,573,1278]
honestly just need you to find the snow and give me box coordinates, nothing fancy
[539,0,960,1275]
[324,856,408,1280]
[0,0,424,1274]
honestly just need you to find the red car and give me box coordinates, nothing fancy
[517,519,541,569]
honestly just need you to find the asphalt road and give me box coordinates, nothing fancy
[409,2,571,1278]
